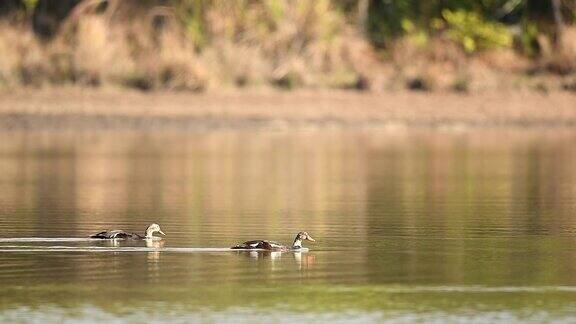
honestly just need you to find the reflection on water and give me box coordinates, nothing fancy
[0,130,576,322]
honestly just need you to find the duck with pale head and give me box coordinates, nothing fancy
[89,223,166,240]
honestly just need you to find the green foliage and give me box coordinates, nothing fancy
[401,19,429,47]
[173,0,343,49]
[442,9,512,52]
[520,22,540,57]
[364,0,528,48]
[175,0,204,48]
[264,0,284,23]
[22,0,38,11]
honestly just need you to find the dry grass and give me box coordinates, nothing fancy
[383,28,576,93]
[0,0,373,91]
[543,27,576,75]
[386,35,550,92]
[195,0,373,89]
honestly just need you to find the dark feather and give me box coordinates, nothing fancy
[230,240,287,251]
[89,229,142,239]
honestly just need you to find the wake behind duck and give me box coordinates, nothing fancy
[1,228,317,253]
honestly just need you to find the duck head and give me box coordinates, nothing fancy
[292,231,315,249]
[145,223,166,239]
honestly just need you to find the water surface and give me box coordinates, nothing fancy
[1,130,576,323]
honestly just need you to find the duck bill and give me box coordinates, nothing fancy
[307,236,316,242]
[158,230,166,236]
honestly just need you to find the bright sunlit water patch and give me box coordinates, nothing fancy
[1,130,576,322]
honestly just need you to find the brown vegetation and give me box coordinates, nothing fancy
[0,0,575,93]
[0,1,375,91]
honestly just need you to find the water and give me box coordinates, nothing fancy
[1,130,576,323]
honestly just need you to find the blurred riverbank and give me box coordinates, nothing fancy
[1,1,576,93]
[0,88,575,131]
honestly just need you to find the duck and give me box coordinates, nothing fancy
[89,223,166,240]
[231,231,315,251]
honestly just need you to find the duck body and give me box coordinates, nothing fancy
[230,232,315,251]
[231,240,291,251]
[89,230,145,239]
[89,223,165,240]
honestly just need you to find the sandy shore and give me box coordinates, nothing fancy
[0,88,575,131]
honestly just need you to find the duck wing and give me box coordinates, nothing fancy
[261,241,286,250]
[231,240,286,250]
[231,240,264,249]
[90,230,141,239]
[89,230,112,239]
